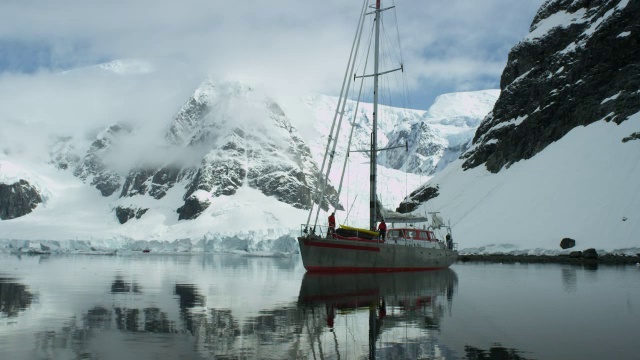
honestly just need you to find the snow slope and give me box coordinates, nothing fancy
[1,86,497,253]
[416,115,640,254]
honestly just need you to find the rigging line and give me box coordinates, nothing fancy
[392,0,405,69]
[385,5,412,116]
[389,0,412,113]
[405,146,408,212]
[305,312,318,360]
[305,0,369,231]
[332,327,341,360]
[350,25,372,105]
[355,19,375,88]
[313,0,369,229]
[307,0,369,230]
[381,16,402,68]
[334,29,372,216]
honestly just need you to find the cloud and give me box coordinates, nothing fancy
[0,1,544,102]
[0,0,547,166]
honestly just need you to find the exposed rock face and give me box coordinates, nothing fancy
[0,180,42,220]
[49,136,81,170]
[168,81,339,216]
[380,122,447,175]
[462,0,640,173]
[73,124,129,196]
[0,280,34,317]
[177,193,211,220]
[46,81,339,224]
[396,184,439,213]
[569,251,583,258]
[115,206,149,224]
[583,248,598,260]
[622,132,640,143]
[560,237,576,249]
[378,90,499,175]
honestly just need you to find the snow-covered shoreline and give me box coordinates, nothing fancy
[0,234,301,256]
[2,238,638,257]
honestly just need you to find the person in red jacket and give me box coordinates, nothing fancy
[327,212,336,237]
[378,219,387,241]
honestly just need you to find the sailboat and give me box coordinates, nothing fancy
[297,0,458,272]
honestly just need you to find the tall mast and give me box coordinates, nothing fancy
[370,0,381,231]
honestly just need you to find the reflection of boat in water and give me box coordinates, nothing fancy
[297,269,458,359]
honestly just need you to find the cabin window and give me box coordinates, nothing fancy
[406,231,415,239]
[417,231,427,240]
[389,230,401,238]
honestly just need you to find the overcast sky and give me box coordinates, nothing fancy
[0,0,545,110]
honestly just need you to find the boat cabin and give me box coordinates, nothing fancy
[388,228,438,241]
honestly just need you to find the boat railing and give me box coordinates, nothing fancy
[299,224,332,238]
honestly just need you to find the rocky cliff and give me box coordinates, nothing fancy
[393,0,640,253]
[73,124,130,197]
[0,180,42,220]
[119,81,339,221]
[462,0,640,173]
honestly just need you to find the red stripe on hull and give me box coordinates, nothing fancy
[333,235,383,243]
[305,266,448,273]
[303,240,380,252]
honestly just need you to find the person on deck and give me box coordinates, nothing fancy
[327,212,336,237]
[378,219,387,241]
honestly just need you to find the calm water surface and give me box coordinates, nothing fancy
[0,254,638,359]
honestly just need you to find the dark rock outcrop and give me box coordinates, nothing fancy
[622,132,640,143]
[116,81,340,221]
[0,280,34,317]
[583,248,598,260]
[120,164,187,200]
[462,0,640,173]
[380,122,446,175]
[0,180,42,220]
[396,185,439,213]
[569,251,583,258]
[115,206,149,224]
[173,83,339,213]
[177,194,211,220]
[560,237,576,249]
[49,136,81,170]
[74,124,129,196]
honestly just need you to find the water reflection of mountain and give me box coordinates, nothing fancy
[464,344,533,360]
[297,270,458,359]
[18,266,464,359]
[0,277,34,317]
[111,276,142,294]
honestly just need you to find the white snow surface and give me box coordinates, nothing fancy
[416,114,640,255]
[3,77,636,255]
[98,59,155,75]
[526,8,588,41]
[0,86,501,254]
[422,90,500,125]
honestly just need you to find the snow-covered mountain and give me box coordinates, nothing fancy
[380,90,500,175]
[304,90,498,175]
[116,81,339,222]
[400,0,640,254]
[4,1,637,256]
[0,70,495,252]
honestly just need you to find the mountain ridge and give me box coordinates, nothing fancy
[402,0,640,253]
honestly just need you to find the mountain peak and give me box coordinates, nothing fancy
[423,90,500,126]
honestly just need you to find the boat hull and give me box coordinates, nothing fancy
[297,235,457,272]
